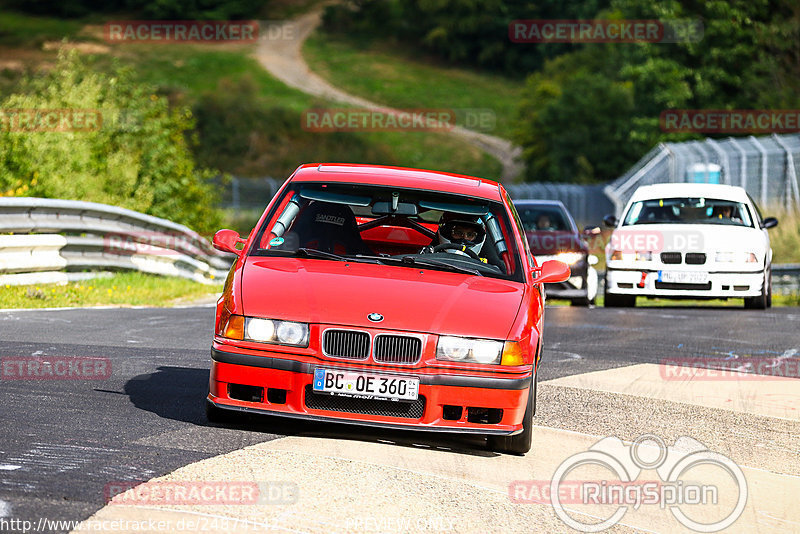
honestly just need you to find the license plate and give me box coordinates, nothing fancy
[312,368,419,402]
[658,270,709,284]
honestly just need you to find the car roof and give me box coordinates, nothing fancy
[630,183,751,203]
[514,199,568,209]
[289,164,503,201]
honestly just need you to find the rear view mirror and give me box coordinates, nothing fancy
[213,229,245,256]
[762,217,778,229]
[603,215,618,228]
[534,260,571,284]
[372,201,418,216]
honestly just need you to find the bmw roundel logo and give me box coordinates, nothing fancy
[368,313,384,322]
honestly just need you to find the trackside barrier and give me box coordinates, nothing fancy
[0,198,233,286]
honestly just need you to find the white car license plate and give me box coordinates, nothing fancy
[312,368,419,402]
[658,270,709,284]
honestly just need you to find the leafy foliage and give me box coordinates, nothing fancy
[1,0,267,19]
[0,50,222,234]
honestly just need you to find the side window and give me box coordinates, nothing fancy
[746,194,763,226]
[505,194,534,267]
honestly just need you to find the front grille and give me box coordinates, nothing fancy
[304,386,425,419]
[323,329,370,360]
[373,335,422,364]
[655,281,712,291]
[660,252,682,264]
[685,253,706,265]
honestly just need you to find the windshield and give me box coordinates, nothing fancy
[517,205,572,232]
[623,197,754,227]
[249,182,524,282]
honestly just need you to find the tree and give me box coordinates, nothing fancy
[0,49,221,234]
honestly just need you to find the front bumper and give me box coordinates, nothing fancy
[208,346,532,435]
[605,267,765,298]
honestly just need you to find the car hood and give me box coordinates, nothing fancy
[241,257,524,339]
[610,224,767,254]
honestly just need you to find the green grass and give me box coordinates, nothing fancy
[0,272,222,309]
[303,32,524,140]
[119,46,502,179]
[0,11,84,46]
[766,207,800,264]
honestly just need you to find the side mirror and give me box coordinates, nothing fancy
[762,217,778,229]
[213,229,245,256]
[534,260,571,284]
[603,215,618,228]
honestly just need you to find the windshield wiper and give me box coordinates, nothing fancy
[354,253,483,276]
[294,248,381,264]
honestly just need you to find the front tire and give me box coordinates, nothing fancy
[744,267,770,310]
[488,374,536,455]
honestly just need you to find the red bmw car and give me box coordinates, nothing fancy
[206,164,569,454]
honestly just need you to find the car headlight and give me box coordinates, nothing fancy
[609,249,623,261]
[244,317,309,347]
[436,336,503,365]
[715,252,758,263]
[555,252,583,265]
[634,251,652,261]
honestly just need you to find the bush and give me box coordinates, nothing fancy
[0,49,222,235]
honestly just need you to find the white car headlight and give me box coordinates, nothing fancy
[246,317,275,342]
[555,252,583,265]
[715,252,758,263]
[634,251,652,261]
[244,317,309,347]
[436,336,502,365]
[276,321,308,345]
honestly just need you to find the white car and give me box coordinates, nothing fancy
[603,183,778,309]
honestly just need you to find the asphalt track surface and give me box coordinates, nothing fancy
[0,305,798,533]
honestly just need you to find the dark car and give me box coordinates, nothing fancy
[514,200,599,306]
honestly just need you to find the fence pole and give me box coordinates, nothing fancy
[749,136,769,207]
[729,137,748,190]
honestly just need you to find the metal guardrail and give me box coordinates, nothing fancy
[0,198,233,286]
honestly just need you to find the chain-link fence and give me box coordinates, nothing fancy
[505,183,612,227]
[605,133,800,214]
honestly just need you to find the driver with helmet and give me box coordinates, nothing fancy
[421,212,489,262]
